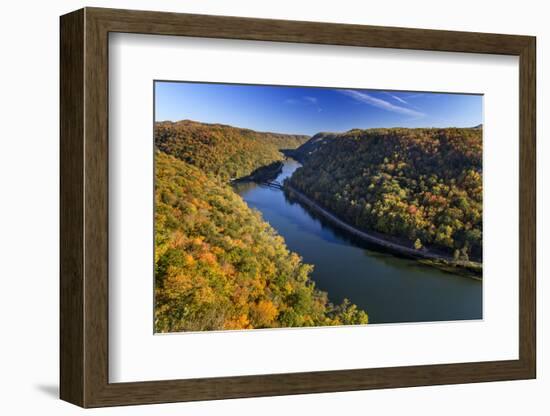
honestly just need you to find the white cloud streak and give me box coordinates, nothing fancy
[305,96,322,112]
[341,89,425,118]
[386,93,408,104]
[285,96,322,112]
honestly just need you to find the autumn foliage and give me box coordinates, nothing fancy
[288,128,483,261]
[155,120,309,181]
[154,122,368,332]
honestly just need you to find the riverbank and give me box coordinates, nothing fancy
[231,161,283,184]
[236,159,482,323]
[284,184,482,278]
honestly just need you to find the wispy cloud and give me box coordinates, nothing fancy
[285,96,322,112]
[384,92,408,104]
[305,96,323,112]
[385,92,425,110]
[340,90,424,118]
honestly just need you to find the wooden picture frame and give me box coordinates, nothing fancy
[60,7,536,408]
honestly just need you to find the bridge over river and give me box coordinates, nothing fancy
[260,180,283,189]
[232,158,482,324]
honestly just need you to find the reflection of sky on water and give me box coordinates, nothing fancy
[235,160,482,324]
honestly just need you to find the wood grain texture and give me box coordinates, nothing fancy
[518,38,537,376]
[59,8,84,407]
[59,7,537,408]
[83,10,110,406]
[89,7,532,54]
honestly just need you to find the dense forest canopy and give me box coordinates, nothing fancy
[288,128,482,261]
[154,121,367,332]
[155,120,309,181]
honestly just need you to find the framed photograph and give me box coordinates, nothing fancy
[60,7,536,408]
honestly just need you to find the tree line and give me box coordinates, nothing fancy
[288,128,482,261]
[155,120,309,181]
[155,121,368,332]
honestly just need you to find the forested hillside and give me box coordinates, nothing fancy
[155,120,309,181]
[155,151,368,332]
[284,131,339,162]
[288,128,482,262]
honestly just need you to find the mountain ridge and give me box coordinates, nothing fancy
[154,119,309,181]
[288,127,483,262]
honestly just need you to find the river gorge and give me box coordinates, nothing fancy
[233,158,482,325]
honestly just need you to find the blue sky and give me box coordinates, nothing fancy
[155,81,482,136]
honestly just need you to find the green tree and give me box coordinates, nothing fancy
[289,127,482,261]
[155,150,368,332]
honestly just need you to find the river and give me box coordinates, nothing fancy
[233,159,482,324]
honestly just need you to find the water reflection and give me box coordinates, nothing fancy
[234,159,482,324]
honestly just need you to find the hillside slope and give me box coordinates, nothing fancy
[284,131,339,162]
[155,150,368,332]
[288,128,482,261]
[155,120,309,181]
